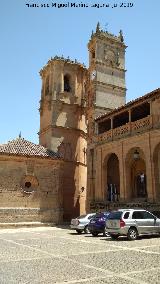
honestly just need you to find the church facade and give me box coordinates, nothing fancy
[0,23,160,225]
[38,23,128,220]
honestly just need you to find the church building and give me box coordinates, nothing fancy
[0,23,159,225]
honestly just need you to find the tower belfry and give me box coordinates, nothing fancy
[39,56,88,220]
[87,22,127,122]
[86,23,127,208]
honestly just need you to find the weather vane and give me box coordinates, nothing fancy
[104,23,109,32]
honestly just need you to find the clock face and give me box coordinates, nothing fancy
[105,50,115,63]
[90,70,96,80]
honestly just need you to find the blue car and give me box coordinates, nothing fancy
[88,212,110,236]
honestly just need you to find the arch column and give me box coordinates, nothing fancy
[146,134,155,201]
[119,142,125,201]
[152,143,160,200]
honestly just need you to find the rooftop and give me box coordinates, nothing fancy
[0,137,61,160]
[40,56,87,77]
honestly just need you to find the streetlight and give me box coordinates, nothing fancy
[133,149,140,160]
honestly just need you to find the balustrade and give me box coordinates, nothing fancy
[97,115,153,143]
[131,115,152,132]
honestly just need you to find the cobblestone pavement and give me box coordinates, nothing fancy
[0,227,160,283]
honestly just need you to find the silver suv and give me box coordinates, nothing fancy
[106,209,160,240]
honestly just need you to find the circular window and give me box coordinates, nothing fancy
[25,182,31,188]
[21,175,39,195]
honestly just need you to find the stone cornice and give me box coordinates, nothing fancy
[95,80,126,91]
[95,60,126,72]
[39,125,87,138]
[0,153,63,164]
[39,56,88,77]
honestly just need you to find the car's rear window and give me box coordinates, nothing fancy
[108,211,123,220]
[93,212,109,219]
[78,215,87,219]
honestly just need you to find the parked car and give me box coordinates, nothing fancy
[88,212,110,236]
[106,209,160,240]
[70,213,96,234]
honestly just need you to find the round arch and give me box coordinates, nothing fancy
[103,153,120,202]
[64,74,71,92]
[125,147,147,201]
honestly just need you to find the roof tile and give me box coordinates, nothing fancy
[0,138,61,160]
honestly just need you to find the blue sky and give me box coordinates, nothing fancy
[0,0,160,144]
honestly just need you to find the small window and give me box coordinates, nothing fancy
[88,214,96,220]
[132,211,144,219]
[143,211,155,219]
[25,182,31,188]
[78,215,87,219]
[45,75,49,95]
[123,212,130,219]
[108,211,122,220]
[92,51,95,59]
[64,75,71,92]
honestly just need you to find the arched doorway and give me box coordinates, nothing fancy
[131,159,147,199]
[125,148,147,201]
[106,153,120,202]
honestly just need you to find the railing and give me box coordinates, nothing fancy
[98,130,112,143]
[96,115,153,143]
[131,115,152,132]
[113,122,130,138]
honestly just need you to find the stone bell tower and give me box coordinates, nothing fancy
[87,23,127,209]
[87,22,127,140]
[39,56,88,220]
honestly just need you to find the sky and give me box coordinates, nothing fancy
[0,0,160,144]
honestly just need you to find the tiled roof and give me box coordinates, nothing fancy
[0,138,61,160]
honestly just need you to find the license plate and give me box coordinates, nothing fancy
[71,219,78,226]
[90,220,96,224]
[107,220,119,228]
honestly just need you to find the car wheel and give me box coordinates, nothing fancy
[91,232,99,237]
[110,234,119,240]
[84,225,90,234]
[127,227,138,241]
[76,229,83,234]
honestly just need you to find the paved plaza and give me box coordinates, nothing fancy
[0,226,160,283]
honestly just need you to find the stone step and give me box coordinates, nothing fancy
[0,222,55,229]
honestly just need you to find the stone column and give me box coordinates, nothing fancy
[119,141,125,201]
[111,117,113,139]
[146,133,155,201]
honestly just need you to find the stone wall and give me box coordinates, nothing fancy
[0,155,63,224]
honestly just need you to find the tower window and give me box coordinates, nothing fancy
[45,75,49,95]
[64,75,71,92]
[92,51,95,59]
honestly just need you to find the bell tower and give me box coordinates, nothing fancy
[87,23,127,139]
[86,23,127,209]
[39,56,88,220]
